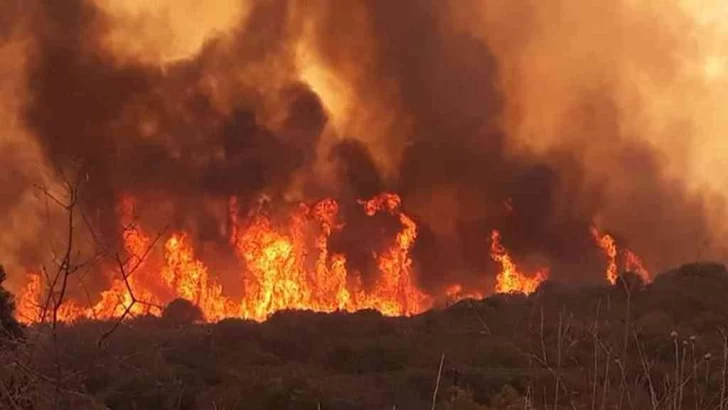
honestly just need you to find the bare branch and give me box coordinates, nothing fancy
[430,351,445,410]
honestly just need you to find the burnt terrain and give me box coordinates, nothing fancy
[2,262,728,409]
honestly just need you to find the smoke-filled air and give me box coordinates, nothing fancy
[1,0,726,323]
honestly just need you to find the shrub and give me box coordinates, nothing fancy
[0,265,22,340]
[162,298,204,325]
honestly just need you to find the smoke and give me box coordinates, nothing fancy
[452,0,728,270]
[1,0,726,295]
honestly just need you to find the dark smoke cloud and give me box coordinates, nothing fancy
[329,139,383,200]
[333,1,608,287]
[2,0,724,295]
[22,0,328,240]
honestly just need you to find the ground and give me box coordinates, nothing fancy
[2,262,728,409]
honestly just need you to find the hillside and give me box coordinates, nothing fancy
[2,262,728,409]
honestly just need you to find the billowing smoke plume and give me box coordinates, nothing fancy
[1,0,726,296]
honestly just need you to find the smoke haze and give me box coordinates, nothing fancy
[1,0,726,296]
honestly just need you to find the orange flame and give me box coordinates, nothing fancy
[16,197,165,324]
[444,284,484,302]
[489,230,548,295]
[21,195,657,325]
[89,196,163,319]
[624,249,650,283]
[591,227,651,285]
[310,199,350,311]
[162,234,234,321]
[590,228,619,284]
[16,272,43,324]
[234,205,314,320]
[6,192,425,324]
[355,193,432,315]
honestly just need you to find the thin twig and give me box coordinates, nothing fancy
[431,351,445,410]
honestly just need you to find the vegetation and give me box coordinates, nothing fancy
[0,266,22,341]
[1,262,728,409]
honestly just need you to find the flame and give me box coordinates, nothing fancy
[232,193,430,321]
[624,249,651,283]
[16,197,164,324]
[234,205,313,320]
[444,284,484,302]
[14,192,432,324]
[489,230,548,295]
[15,272,89,324]
[15,272,43,324]
[232,199,356,320]
[310,199,351,311]
[591,228,619,284]
[16,194,656,325]
[355,193,432,315]
[162,234,234,321]
[591,227,651,284]
[91,197,163,319]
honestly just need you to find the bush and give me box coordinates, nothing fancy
[162,298,204,325]
[0,265,22,340]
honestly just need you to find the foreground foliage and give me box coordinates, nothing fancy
[1,262,728,409]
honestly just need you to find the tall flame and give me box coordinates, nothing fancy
[162,234,233,321]
[355,193,432,315]
[591,228,619,284]
[624,250,650,283]
[234,205,314,320]
[15,272,43,323]
[591,227,651,284]
[13,192,434,324]
[15,197,164,324]
[489,230,548,295]
[15,195,654,325]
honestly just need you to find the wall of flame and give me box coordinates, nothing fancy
[0,0,725,322]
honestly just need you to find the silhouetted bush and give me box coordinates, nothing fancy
[162,298,204,324]
[0,265,22,340]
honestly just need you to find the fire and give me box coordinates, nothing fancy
[233,193,431,320]
[89,197,163,320]
[234,205,314,320]
[15,272,96,324]
[489,230,548,295]
[162,234,233,321]
[14,192,655,325]
[591,228,619,284]
[591,227,651,284]
[355,193,432,316]
[14,192,439,325]
[231,198,359,321]
[624,250,650,282]
[310,199,351,311]
[444,284,484,302]
[15,198,165,324]
[15,272,43,323]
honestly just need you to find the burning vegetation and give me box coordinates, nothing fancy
[16,192,557,324]
[0,0,727,408]
[1,0,724,325]
[13,187,658,325]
